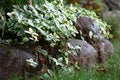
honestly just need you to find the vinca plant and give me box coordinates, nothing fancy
[6,0,78,46]
[0,0,112,68]
[6,0,111,45]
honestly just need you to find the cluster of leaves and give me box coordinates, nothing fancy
[1,0,111,45]
[6,0,78,46]
[0,8,5,32]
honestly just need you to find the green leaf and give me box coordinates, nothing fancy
[22,37,29,43]
[17,30,24,36]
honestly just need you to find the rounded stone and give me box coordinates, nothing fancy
[66,39,97,67]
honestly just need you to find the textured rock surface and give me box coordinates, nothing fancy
[67,39,97,67]
[104,0,120,10]
[76,17,105,42]
[103,39,114,55]
[0,44,38,80]
[92,39,114,63]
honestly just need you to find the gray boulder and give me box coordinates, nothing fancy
[0,44,38,80]
[76,17,105,42]
[66,39,97,67]
[92,39,114,63]
[104,0,120,10]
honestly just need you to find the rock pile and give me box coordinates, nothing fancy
[67,16,114,67]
